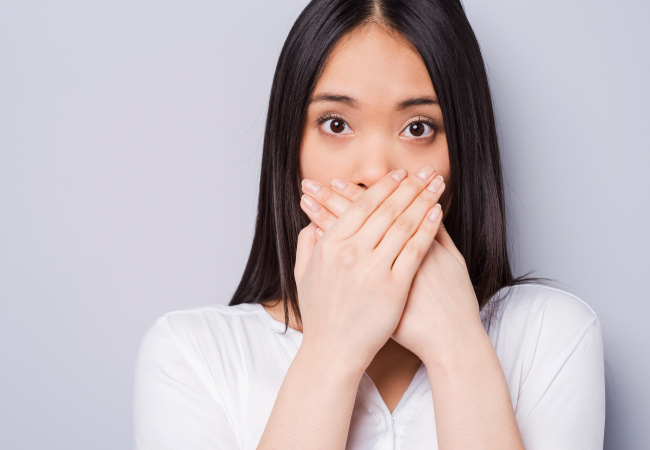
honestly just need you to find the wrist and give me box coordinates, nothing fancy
[422,320,493,372]
[297,338,368,383]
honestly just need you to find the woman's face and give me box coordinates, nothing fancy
[300,23,452,214]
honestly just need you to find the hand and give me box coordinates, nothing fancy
[294,165,445,372]
[299,169,484,365]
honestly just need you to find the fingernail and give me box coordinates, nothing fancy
[330,177,346,191]
[391,169,407,182]
[426,175,444,192]
[428,204,442,221]
[315,228,324,238]
[302,179,321,194]
[417,164,435,180]
[301,194,320,212]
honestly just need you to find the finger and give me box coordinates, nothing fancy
[300,193,340,231]
[294,222,319,284]
[356,164,440,249]
[391,202,444,279]
[323,168,407,241]
[375,177,445,263]
[328,177,366,203]
[301,178,351,219]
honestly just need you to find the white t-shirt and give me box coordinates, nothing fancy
[133,283,605,449]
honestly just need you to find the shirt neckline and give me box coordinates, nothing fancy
[252,302,304,343]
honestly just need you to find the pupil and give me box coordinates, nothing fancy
[330,120,344,133]
[410,123,424,136]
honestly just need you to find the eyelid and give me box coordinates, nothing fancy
[316,111,344,123]
[400,115,439,140]
[316,112,348,125]
[402,115,440,131]
[316,112,353,136]
[315,112,440,140]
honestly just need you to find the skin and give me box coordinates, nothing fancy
[266,21,453,411]
[300,23,453,214]
[258,22,525,449]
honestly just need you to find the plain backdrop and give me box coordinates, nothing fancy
[1,1,648,449]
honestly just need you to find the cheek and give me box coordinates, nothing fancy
[300,150,325,188]
[299,132,344,185]
[432,139,451,187]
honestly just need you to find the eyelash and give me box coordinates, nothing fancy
[315,112,440,142]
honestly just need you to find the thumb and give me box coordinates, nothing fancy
[294,222,320,285]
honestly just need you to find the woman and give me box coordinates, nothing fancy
[133,1,605,448]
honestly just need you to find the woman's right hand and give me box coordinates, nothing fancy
[294,164,444,372]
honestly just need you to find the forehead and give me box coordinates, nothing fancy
[313,24,436,101]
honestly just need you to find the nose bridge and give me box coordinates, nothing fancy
[350,135,397,188]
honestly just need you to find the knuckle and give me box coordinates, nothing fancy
[320,188,335,204]
[403,176,423,191]
[394,216,415,234]
[420,218,437,233]
[314,208,332,224]
[378,198,398,217]
[350,196,371,213]
[339,244,360,268]
[403,240,424,259]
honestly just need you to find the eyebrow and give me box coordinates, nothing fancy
[308,92,439,110]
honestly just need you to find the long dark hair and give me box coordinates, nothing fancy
[229,0,556,334]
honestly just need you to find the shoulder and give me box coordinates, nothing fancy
[146,302,264,337]
[486,283,600,341]
[483,283,603,377]
[484,284,605,411]
[136,302,272,369]
[487,285,606,435]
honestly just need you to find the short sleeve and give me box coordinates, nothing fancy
[517,315,606,450]
[133,315,241,450]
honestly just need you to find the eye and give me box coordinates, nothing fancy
[316,113,353,136]
[401,117,438,140]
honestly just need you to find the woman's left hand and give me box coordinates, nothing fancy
[299,174,487,366]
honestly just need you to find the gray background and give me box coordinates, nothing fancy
[1,1,647,449]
